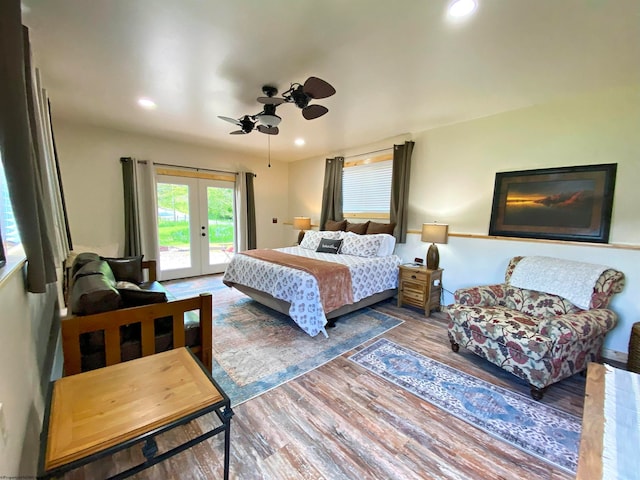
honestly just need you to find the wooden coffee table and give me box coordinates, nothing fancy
[38,348,233,479]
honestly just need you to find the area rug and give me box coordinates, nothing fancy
[349,338,581,474]
[163,275,403,406]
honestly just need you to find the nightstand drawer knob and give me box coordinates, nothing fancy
[411,275,417,279]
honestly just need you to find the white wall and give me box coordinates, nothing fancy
[289,86,640,356]
[54,120,290,253]
[0,265,57,476]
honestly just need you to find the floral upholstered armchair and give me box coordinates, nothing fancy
[446,256,625,400]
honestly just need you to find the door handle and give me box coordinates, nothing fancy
[201,233,206,237]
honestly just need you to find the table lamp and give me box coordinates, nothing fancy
[293,216,311,244]
[421,223,449,270]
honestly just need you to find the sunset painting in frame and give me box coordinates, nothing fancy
[489,164,617,243]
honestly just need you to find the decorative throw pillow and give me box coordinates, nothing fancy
[101,255,144,284]
[316,238,343,254]
[340,233,383,257]
[300,230,341,250]
[324,219,347,231]
[366,221,396,235]
[345,221,369,235]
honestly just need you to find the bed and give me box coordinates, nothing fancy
[222,230,402,337]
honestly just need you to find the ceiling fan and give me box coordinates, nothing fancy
[258,76,336,120]
[217,113,279,136]
[218,77,336,135]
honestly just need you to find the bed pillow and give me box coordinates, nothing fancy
[324,219,347,231]
[340,232,383,257]
[300,230,341,250]
[373,234,397,256]
[367,221,396,235]
[345,221,369,235]
[101,255,144,284]
[316,238,343,254]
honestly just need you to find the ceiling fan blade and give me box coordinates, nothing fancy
[257,125,279,135]
[257,96,286,105]
[230,130,248,135]
[302,104,328,120]
[218,116,242,126]
[302,77,336,99]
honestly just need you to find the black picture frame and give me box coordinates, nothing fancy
[488,163,617,243]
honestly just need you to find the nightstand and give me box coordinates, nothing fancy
[397,265,443,315]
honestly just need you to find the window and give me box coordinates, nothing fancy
[342,154,392,218]
[0,151,22,267]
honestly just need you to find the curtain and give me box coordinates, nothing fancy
[0,5,59,292]
[319,157,344,230]
[136,160,159,261]
[245,172,256,250]
[234,172,257,252]
[49,100,73,251]
[121,157,142,256]
[390,141,414,243]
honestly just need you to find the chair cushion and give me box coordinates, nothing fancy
[447,305,551,361]
[117,281,168,307]
[71,274,121,315]
[502,286,583,319]
[71,252,101,277]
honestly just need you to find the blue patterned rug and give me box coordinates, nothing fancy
[349,338,581,474]
[163,275,403,406]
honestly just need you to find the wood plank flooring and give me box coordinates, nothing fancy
[64,296,588,480]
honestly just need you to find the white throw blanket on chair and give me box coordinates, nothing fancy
[509,256,608,310]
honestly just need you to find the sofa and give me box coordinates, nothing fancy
[62,252,212,375]
[446,256,625,400]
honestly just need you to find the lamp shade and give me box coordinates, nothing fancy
[421,223,449,244]
[293,216,311,230]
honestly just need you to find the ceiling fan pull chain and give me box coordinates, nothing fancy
[268,135,271,168]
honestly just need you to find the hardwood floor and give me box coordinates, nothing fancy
[64,300,587,480]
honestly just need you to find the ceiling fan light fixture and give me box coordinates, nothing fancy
[257,113,281,127]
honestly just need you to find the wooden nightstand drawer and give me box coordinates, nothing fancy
[401,269,427,282]
[401,287,425,303]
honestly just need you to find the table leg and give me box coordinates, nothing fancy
[222,406,233,480]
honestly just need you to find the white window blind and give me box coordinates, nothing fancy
[0,152,22,263]
[342,160,392,214]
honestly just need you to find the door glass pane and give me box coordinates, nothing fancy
[206,186,235,265]
[156,182,191,271]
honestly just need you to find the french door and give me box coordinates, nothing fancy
[156,175,236,280]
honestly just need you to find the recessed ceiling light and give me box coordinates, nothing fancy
[137,97,156,109]
[448,0,477,18]
[294,138,305,146]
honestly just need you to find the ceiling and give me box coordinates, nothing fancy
[22,0,640,162]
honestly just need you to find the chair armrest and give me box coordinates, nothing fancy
[141,260,157,282]
[538,309,618,344]
[454,284,506,307]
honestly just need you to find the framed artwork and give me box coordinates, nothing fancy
[489,163,617,243]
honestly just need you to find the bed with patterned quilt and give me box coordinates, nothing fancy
[222,230,402,337]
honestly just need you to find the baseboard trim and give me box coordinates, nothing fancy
[603,348,627,365]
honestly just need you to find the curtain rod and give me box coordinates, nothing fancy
[149,161,239,176]
[343,147,393,160]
